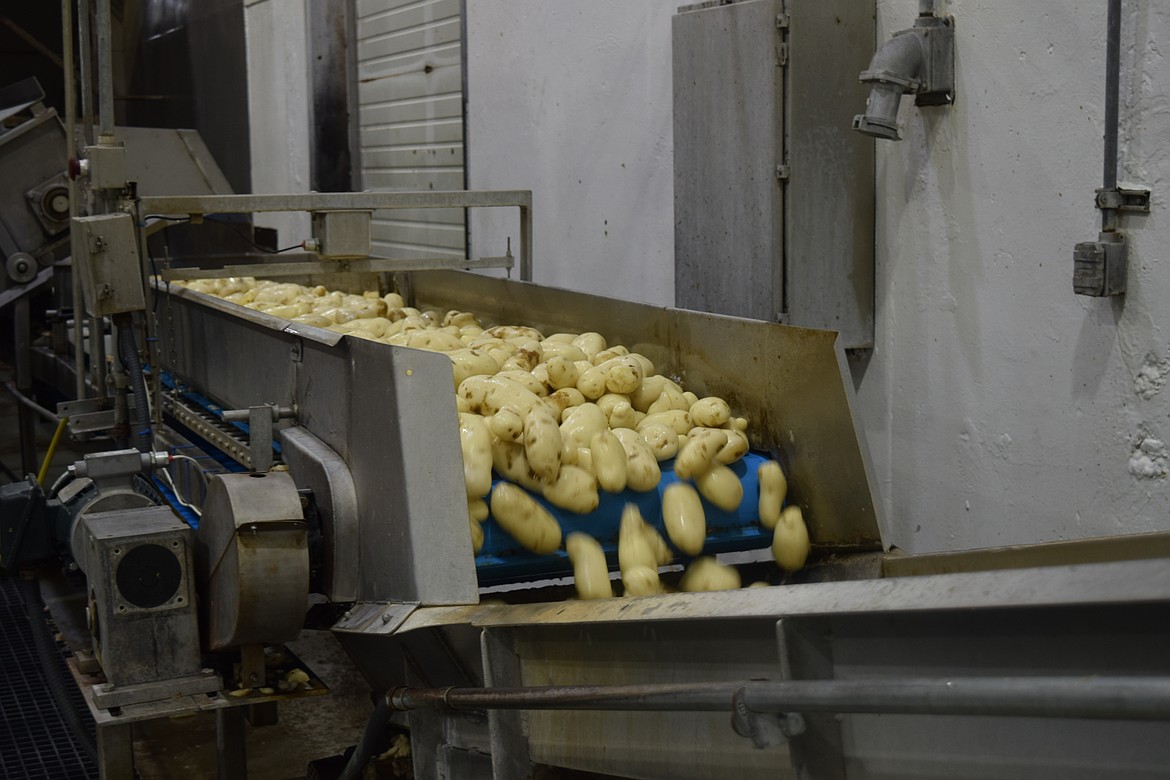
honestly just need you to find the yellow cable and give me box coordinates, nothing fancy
[37,416,69,487]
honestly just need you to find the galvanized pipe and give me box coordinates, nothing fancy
[387,677,1170,721]
[77,0,93,147]
[94,0,115,138]
[1102,0,1122,231]
[62,0,86,400]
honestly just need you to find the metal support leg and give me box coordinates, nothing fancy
[15,296,37,475]
[777,617,846,780]
[215,706,248,780]
[96,721,134,780]
[482,628,533,780]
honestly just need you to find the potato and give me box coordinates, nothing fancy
[531,362,551,388]
[640,423,680,461]
[489,407,525,443]
[622,564,663,597]
[576,364,611,400]
[604,357,643,395]
[469,518,484,553]
[772,505,809,571]
[609,402,639,430]
[630,375,667,412]
[500,341,542,372]
[695,464,744,512]
[401,330,464,352]
[571,332,606,359]
[449,348,500,388]
[496,370,547,397]
[674,428,728,480]
[561,404,609,450]
[757,461,787,530]
[566,532,613,600]
[715,429,750,465]
[542,464,599,514]
[679,557,741,592]
[468,497,489,523]
[729,416,748,432]
[590,431,627,493]
[543,332,580,344]
[384,292,405,309]
[546,356,580,390]
[682,391,699,408]
[524,403,563,482]
[491,438,545,492]
[540,341,588,362]
[618,504,656,572]
[592,345,630,364]
[647,386,689,415]
[460,376,541,417]
[690,397,731,428]
[595,393,631,419]
[643,522,673,566]
[663,483,706,555]
[637,410,692,436]
[458,413,493,498]
[544,387,586,416]
[490,483,561,554]
[612,429,661,492]
[485,325,544,341]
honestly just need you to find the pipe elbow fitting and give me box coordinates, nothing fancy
[852,30,927,141]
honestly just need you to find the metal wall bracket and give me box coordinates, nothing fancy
[1096,187,1151,214]
[731,687,805,748]
[1074,232,1127,297]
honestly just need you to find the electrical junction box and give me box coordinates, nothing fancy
[72,212,146,316]
[673,0,875,348]
[311,210,372,259]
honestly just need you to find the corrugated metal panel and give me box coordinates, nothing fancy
[356,0,466,260]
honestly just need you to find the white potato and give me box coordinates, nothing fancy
[590,431,628,493]
[622,564,663,597]
[637,409,692,436]
[679,557,741,592]
[640,423,680,461]
[715,429,750,465]
[618,504,656,572]
[571,332,606,359]
[608,401,640,430]
[490,482,561,554]
[542,464,600,514]
[546,356,580,390]
[772,505,810,572]
[612,429,661,492]
[567,532,613,600]
[489,407,525,443]
[468,497,489,523]
[757,461,787,530]
[524,403,563,482]
[674,428,728,480]
[561,403,609,450]
[458,413,493,498]
[663,482,706,555]
[604,357,643,395]
[695,464,744,512]
[690,397,731,428]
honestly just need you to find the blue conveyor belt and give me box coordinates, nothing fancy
[475,451,775,584]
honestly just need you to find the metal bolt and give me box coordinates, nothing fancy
[381,611,393,624]
[99,683,114,692]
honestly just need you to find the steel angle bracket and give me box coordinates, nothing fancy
[731,686,806,749]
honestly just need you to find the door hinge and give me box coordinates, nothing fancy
[777,42,789,66]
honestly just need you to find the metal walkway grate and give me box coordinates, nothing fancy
[0,575,98,779]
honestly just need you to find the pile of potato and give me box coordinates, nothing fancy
[172,276,811,595]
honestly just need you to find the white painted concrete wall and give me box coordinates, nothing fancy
[243,0,311,243]
[464,1,1170,553]
[465,1,676,304]
[856,1,1170,553]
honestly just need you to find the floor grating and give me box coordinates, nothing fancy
[0,575,98,779]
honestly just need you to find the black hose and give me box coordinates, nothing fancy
[338,694,393,780]
[117,320,152,453]
[18,578,99,768]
